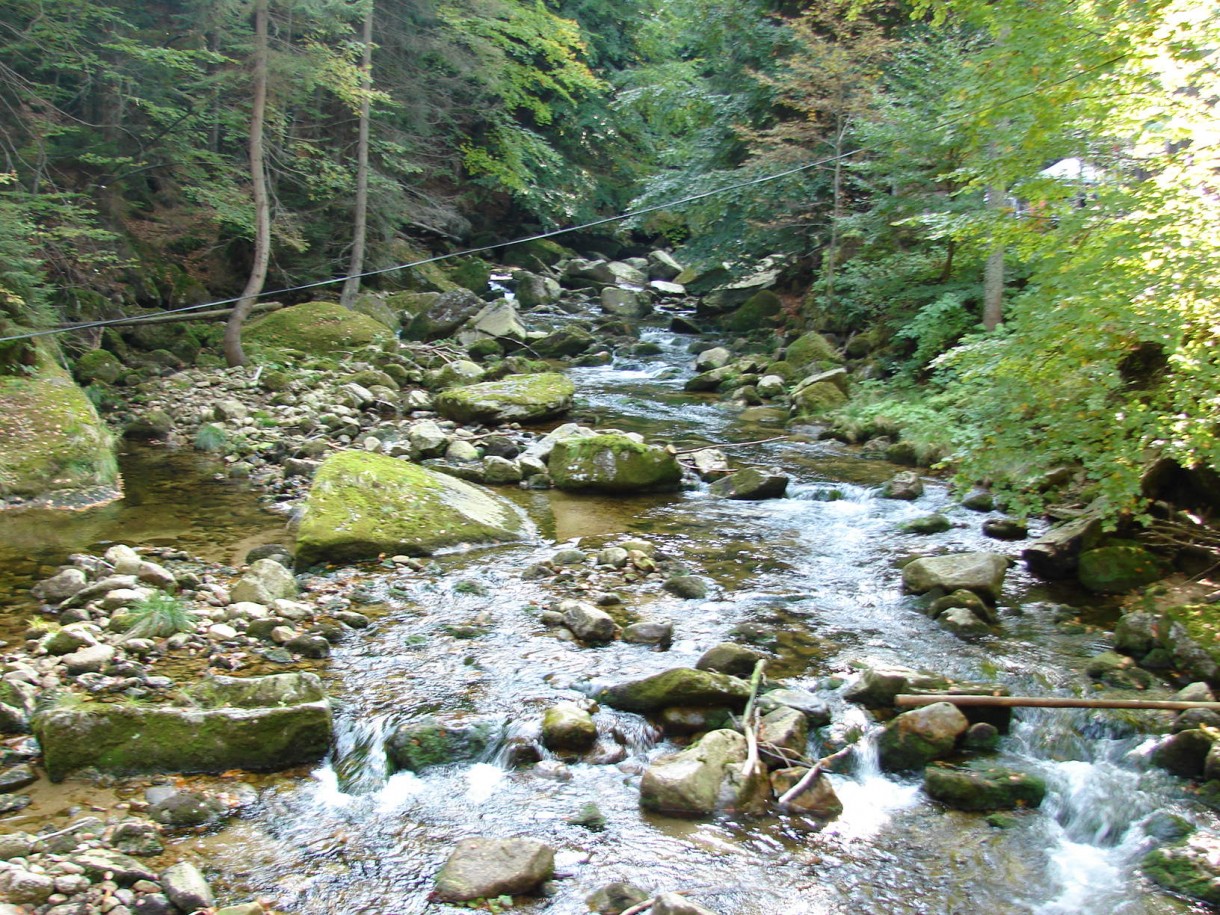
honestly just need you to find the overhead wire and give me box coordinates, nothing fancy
[0,50,1130,346]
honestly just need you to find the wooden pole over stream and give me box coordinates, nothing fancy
[895,694,1220,712]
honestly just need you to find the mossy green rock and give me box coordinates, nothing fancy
[434,373,575,425]
[1143,832,1220,905]
[924,763,1046,811]
[790,380,847,417]
[597,667,752,713]
[386,717,503,772]
[0,344,117,501]
[34,673,331,781]
[785,332,842,372]
[549,434,682,493]
[73,349,124,385]
[877,702,969,772]
[1077,545,1165,593]
[245,301,393,357]
[294,451,527,565]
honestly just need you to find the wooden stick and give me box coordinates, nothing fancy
[674,436,789,455]
[895,694,1220,712]
[776,744,854,808]
[740,660,767,781]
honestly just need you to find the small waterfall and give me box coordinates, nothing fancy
[331,712,394,796]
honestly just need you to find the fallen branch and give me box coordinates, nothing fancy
[895,694,1220,712]
[740,660,767,782]
[674,436,789,456]
[776,744,854,808]
[621,891,695,915]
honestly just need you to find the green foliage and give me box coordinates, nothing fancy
[894,291,977,373]
[123,592,197,639]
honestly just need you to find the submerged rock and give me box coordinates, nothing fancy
[34,672,332,781]
[587,882,650,915]
[386,716,502,772]
[639,729,769,817]
[294,451,527,565]
[435,373,575,425]
[432,837,555,902]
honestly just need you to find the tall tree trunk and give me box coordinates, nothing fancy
[982,183,1005,331]
[340,1,374,309]
[224,0,272,368]
[822,117,847,309]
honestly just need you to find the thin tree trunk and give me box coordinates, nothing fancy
[982,183,1005,331]
[341,1,374,308]
[224,0,272,368]
[822,117,847,308]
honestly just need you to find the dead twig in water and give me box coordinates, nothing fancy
[674,436,789,456]
[776,744,854,809]
[740,659,767,782]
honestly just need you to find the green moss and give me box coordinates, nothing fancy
[725,290,782,333]
[785,331,842,372]
[1162,604,1220,667]
[549,433,682,493]
[73,349,124,385]
[447,256,492,293]
[294,450,527,565]
[924,764,1047,811]
[1078,545,1166,594]
[596,668,751,712]
[434,373,575,424]
[245,301,394,359]
[790,381,847,417]
[1144,840,1220,905]
[0,342,118,500]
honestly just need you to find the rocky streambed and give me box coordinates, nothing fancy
[3,285,1220,913]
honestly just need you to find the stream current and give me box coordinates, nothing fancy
[1,325,1212,914]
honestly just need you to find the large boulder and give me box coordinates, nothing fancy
[923,763,1046,811]
[1077,544,1165,593]
[639,729,769,817]
[902,553,1010,603]
[435,373,575,425]
[1021,512,1104,579]
[245,301,394,356]
[294,451,527,565]
[549,434,682,493]
[433,837,555,902]
[34,673,332,781]
[601,287,652,319]
[513,271,561,308]
[784,332,842,372]
[700,263,782,314]
[461,300,527,343]
[403,288,485,340]
[877,701,969,772]
[0,344,117,503]
[596,668,751,713]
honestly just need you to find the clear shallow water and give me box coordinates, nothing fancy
[4,326,1211,913]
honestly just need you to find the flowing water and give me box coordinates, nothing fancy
[3,328,1213,913]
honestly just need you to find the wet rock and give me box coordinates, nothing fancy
[902,552,1009,603]
[960,488,995,511]
[639,729,769,817]
[435,373,575,425]
[1085,651,1154,689]
[294,451,528,565]
[663,575,710,600]
[146,785,226,828]
[560,600,620,643]
[652,893,720,915]
[881,471,924,501]
[231,558,298,604]
[758,706,808,767]
[1143,830,1220,905]
[709,467,788,500]
[597,668,752,713]
[622,621,674,647]
[108,820,164,857]
[924,763,1046,811]
[758,688,832,727]
[1078,545,1165,594]
[962,722,1000,752]
[771,767,843,819]
[432,837,555,902]
[844,668,917,709]
[35,672,332,780]
[902,514,951,535]
[1173,708,1220,733]
[1021,513,1104,579]
[1114,611,1158,658]
[541,703,597,752]
[1153,729,1216,779]
[0,763,36,793]
[386,717,502,772]
[601,287,651,319]
[160,861,214,912]
[695,643,764,679]
[877,702,969,772]
[658,706,732,736]
[0,867,54,906]
[982,518,1029,541]
[75,849,157,885]
[587,881,649,914]
[549,434,682,493]
[938,606,992,640]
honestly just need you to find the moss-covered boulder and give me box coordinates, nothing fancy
[596,667,752,713]
[34,673,332,781]
[73,349,124,385]
[923,763,1046,811]
[348,293,401,331]
[294,451,527,565]
[385,716,503,772]
[724,290,782,333]
[0,345,117,503]
[404,288,485,340]
[790,380,847,417]
[877,702,969,772]
[785,332,842,372]
[435,373,575,425]
[1077,544,1166,593]
[549,433,682,493]
[1143,831,1220,906]
[245,301,393,358]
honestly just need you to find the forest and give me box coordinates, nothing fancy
[1,0,1218,517]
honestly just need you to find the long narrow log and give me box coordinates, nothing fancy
[64,301,282,330]
[895,694,1220,712]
